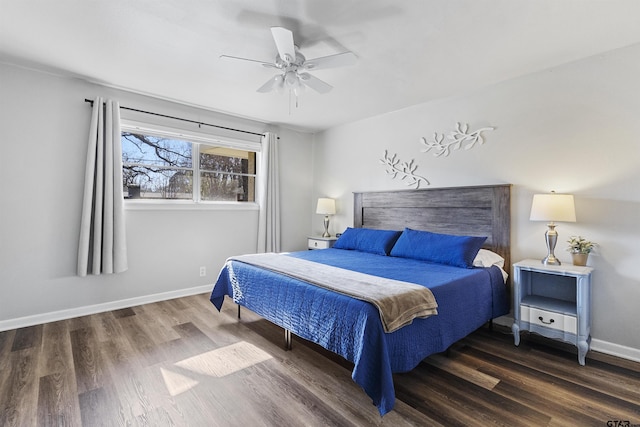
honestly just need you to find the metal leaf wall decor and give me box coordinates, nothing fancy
[420,122,494,157]
[379,150,429,189]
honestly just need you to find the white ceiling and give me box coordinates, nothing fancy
[2,0,640,133]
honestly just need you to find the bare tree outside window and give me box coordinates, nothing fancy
[121,132,256,202]
[122,133,192,199]
[200,146,255,201]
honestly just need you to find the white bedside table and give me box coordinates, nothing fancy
[307,236,337,250]
[512,259,593,365]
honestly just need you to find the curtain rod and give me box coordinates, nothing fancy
[84,98,269,139]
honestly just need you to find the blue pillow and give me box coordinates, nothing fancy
[333,227,402,256]
[389,228,487,268]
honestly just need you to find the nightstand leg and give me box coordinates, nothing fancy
[577,338,589,366]
[512,323,521,346]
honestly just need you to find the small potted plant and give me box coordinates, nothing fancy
[566,236,597,266]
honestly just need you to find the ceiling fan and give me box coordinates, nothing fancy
[221,27,357,95]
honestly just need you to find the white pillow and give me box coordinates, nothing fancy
[473,249,505,268]
[473,249,508,283]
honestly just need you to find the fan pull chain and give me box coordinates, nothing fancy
[287,89,300,115]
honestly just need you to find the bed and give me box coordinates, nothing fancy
[210,184,511,415]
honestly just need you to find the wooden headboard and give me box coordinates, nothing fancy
[353,184,511,269]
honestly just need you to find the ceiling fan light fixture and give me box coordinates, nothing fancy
[285,71,298,87]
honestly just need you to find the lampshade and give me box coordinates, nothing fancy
[316,198,336,215]
[530,193,576,223]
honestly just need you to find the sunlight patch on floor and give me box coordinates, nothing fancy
[160,367,200,397]
[176,341,273,377]
[425,354,500,390]
[161,341,273,396]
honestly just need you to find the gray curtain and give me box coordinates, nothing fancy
[257,132,281,253]
[77,97,128,276]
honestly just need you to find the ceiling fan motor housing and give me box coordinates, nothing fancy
[275,48,307,87]
[276,47,305,67]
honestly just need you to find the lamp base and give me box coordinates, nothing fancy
[541,223,561,266]
[322,215,330,238]
[541,254,561,266]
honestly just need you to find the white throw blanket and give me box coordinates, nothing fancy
[228,253,438,333]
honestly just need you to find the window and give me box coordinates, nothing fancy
[121,129,257,202]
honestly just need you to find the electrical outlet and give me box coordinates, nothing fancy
[199,266,206,277]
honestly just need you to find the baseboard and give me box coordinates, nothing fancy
[0,285,213,332]
[493,315,640,363]
[590,339,640,363]
[493,315,513,329]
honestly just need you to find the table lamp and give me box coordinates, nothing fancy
[530,192,576,265]
[316,198,336,237]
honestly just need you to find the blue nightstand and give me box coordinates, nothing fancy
[512,259,593,365]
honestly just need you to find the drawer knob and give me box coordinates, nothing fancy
[538,316,555,325]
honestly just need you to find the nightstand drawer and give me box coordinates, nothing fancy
[308,238,334,249]
[521,305,577,335]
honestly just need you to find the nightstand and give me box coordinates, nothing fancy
[307,236,337,250]
[512,259,593,365]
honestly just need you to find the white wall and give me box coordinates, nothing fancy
[312,44,640,358]
[0,62,313,328]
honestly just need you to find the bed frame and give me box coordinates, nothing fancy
[354,184,511,273]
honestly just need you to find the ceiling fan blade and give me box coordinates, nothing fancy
[257,75,284,93]
[302,51,357,71]
[298,73,332,94]
[271,27,296,64]
[220,55,279,69]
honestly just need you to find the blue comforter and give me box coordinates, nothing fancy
[210,249,508,415]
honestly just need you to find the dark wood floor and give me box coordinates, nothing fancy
[1,293,639,427]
